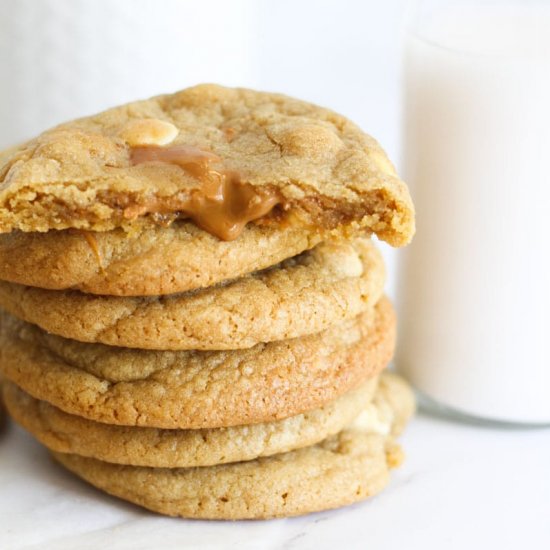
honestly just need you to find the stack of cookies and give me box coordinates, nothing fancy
[0,85,415,519]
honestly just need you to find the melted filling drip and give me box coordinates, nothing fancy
[130,145,283,240]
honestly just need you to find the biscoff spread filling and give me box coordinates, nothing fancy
[127,145,283,241]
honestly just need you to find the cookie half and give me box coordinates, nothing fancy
[0,297,395,429]
[0,238,384,350]
[0,84,414,247]
[0,222,333,296]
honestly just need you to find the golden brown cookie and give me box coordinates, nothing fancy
[0,238,384,350]
[0,297,396,429]
[0,84,414,246]
[0,222,332,296]
[3,377,380,467]
[52,430,405,519]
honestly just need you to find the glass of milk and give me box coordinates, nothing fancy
[397,0,550,425]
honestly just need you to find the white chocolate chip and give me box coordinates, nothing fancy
[317,242,364,278]
[336,252,364,278]
[119,118,179,147]
[349,404,393,436]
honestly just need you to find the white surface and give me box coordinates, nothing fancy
[397,2,550,422]
[1,413,549,550]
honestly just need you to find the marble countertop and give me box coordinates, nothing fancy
[1,409,549,550]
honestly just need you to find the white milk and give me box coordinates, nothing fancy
[397,4,550,423]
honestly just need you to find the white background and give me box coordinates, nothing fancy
[0,1,549,549]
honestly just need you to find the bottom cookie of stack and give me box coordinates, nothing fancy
[3,373,414,519]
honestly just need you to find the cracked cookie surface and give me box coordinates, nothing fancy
[0,222,333,296]
[0,238,384,350]
[4,372,414,468]
[2,377,376,467]
[52,430,406,519]
[0,297,395,429]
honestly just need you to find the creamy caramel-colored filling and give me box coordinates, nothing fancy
[129,145,283,241]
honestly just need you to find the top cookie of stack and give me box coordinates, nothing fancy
[0,83,414,298]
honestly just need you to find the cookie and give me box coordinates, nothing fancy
[0,297,395,429]
[52,430,405,519]
[0,221,338,296]
[0,238,384,350]
[0,84,414,246]
[3,377,381,467]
